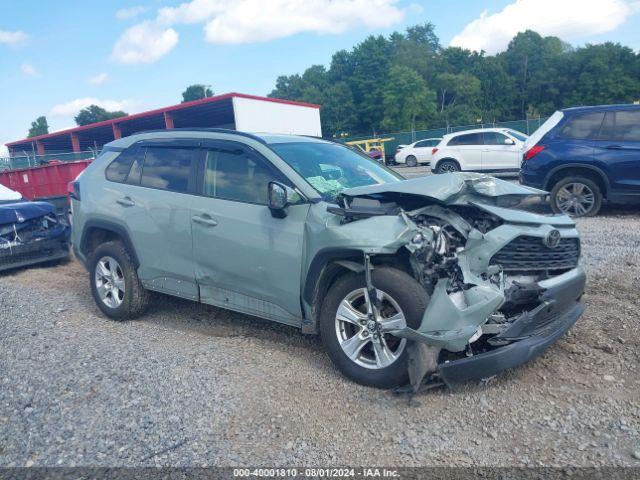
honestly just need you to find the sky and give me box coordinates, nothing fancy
[1,0,639,155]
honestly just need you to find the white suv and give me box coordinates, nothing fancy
[394,138,441,166]
[431,128,528,174]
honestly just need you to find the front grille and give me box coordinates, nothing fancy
[490,235,580,271]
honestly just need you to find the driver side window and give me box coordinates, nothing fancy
[204,147,283,205]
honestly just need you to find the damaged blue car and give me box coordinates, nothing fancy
[0,184,70,273]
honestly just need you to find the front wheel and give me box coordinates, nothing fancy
[550,176,602,217]
[320,267,429,388]
[436,160,460,174]
[89,241,150,320]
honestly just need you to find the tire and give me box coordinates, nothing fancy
[550,175,602,217]
[320,267,429,388]
[406,155,418,167]
[436,160,460,174]
[89,240,150,320]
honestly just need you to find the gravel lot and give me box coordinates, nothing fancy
[1,167,639,467]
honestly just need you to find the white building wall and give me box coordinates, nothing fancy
[232,96,322,136]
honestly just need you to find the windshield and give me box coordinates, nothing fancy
[269,141,403,200]
[506,130,528,142]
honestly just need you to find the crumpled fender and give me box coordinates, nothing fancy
[0,201,56,225]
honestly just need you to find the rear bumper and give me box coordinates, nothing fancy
[437,267,586,385]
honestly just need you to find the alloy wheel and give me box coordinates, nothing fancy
[555,182,595,216]
[439,162,458,173]
[94,256,125,309]
[335,288,407,369]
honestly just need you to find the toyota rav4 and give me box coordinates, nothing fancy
[71,129,586,389]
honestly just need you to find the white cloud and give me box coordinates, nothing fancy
[111,20,179,64]
[450,0,635,54]
[89,72,108,85]
[21,63,39,77]
[50,98,138,117]
[0,29,27,45]
[116,6,149,20]
[112,0,405,63]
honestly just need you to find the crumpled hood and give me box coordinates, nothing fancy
[0,201,56,225]
[341,172,547,207]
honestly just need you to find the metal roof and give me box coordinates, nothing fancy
[7,92,320,154]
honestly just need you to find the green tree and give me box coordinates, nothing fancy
[381,66,436,131]
[181,84,214,103]
[28,116,49,137]
[434,73,482,125]
[321,82,358,137]
[75,105,128,126]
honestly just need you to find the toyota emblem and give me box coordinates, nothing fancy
[544,229,561,248]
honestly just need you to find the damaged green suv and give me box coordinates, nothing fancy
[71,130,585,389]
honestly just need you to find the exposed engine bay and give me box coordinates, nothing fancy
[0,200,70,273]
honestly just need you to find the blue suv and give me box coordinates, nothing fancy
[520,105,640,216]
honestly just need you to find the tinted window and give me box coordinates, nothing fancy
[448,133,483,146]
[204,147,281,204]
[483,132,510,145]
[140,147,193,193]
[105,147,138,182]
[599,111,640,142]
[558,112,604,139]
[415,140,436,148]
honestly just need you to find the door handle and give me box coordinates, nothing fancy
[116,197,135,207]
[192,215,218,227]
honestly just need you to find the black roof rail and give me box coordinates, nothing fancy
[130,128,267,144]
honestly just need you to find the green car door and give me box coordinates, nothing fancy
[191,140,310,326]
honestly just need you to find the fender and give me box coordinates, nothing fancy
[544,163,610,193]
[79,219,140,268]
[302,248,364,305]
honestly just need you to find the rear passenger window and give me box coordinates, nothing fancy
[599,111,640,142]
[140,147,194,193]
[105,147,138,183]
[448,133,483,146]
[558,112,604,139]
[204,147,282,204]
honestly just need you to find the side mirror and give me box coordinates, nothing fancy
[504,138,515,145]
[268,182,289,218]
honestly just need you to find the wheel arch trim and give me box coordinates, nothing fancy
[544,163,610,194]
[79,220,140,268]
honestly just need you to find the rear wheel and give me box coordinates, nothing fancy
[436,160,460,174]
[320,267,429,388]
[405,155,418,167]
[89,241,150,320]
[550,176,602,217]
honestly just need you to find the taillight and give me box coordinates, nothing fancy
[68,181,81,201]
[432,148,438,155]
[523,145,545,162]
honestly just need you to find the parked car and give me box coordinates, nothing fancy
[520,105,640,217]
[71,129,585,389]
[0,184,70,272]
[431,128,528,174]
[394,138,442,166]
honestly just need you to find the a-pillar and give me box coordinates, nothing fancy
[164,112,174,129]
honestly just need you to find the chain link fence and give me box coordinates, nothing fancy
[0,150,98,172]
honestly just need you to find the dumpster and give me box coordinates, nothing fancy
[0,160,91,217]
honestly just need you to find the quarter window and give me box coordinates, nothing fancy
[204,147,282,204]
[558,112,605,139]
[105,147,139,183]
[140,147,194,193]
